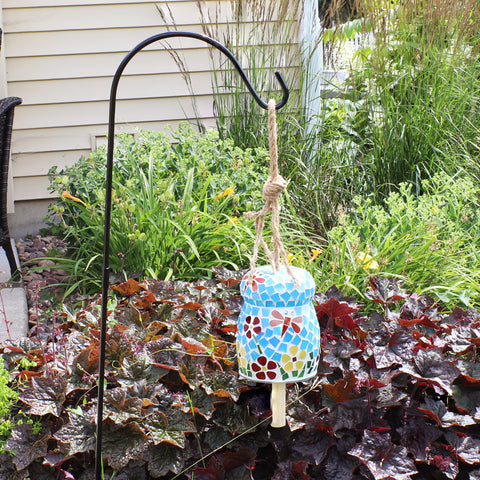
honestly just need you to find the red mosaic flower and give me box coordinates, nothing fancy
[251,355,277,380]
[243,315,262,339]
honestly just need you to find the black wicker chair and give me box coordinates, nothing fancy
[0,96,22,279]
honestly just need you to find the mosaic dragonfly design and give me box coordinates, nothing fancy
[269,310,303,337]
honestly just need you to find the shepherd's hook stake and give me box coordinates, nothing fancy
[95,30,289,479]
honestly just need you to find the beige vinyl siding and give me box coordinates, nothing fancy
[1,0,300,236]
[4,0,187,7]
[0,5,14,214]
[2,0,221,211]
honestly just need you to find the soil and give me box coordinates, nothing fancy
[15,234,70,326]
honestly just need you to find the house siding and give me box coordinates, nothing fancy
[2,0,221,232]
[1,0,300,235]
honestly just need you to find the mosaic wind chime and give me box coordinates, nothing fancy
[236,100,321,427]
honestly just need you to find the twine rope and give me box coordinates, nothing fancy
[244,99,296,282]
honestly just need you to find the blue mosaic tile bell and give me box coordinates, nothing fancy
[237,265,320,383]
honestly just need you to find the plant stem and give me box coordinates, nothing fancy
[0,286,12,341]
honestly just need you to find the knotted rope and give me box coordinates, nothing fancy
[244,99,296,282]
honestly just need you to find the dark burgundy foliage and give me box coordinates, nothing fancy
[1,273,480,478]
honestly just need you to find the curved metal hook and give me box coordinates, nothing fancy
[110,31,289,113]
[95,31,290,479]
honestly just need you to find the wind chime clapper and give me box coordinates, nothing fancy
[236,100,321,429]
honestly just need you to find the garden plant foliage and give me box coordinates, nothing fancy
[46,123,269,291]
[0,356,18,452]
[323,0,480,204]
[316,172,480,308]
[2,271,480,478]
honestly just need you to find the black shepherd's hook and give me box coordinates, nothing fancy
[95,31,289,479]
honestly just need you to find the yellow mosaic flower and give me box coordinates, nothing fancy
[281,345,307,372]
[237,345,248,370]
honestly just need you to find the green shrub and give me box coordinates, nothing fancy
[0,356,17,453]
[314,172,480,307]
[336,0,480,203]
[46,123,272,291]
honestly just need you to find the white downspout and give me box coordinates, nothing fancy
[301,0,323,125]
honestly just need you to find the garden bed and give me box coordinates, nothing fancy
[1,255,480,479]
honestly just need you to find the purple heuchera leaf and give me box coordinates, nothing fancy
[112,461,149,480]
[348,430,417,479]
[102,420,150,471]
[103,387,144,423]
[452,385,480,416]
[144,443,189,478]
[183,386,216,420]
[54,410,96,456]
[401,348,460,394]
[292,430,335,466]
[456,359,480,384]
[445,432,480,465]
[323,340,362,371]
[443,326,475,353]
[323,448,360,480]
[397,416,442,461]
[19,375,67,417]
[376,383,408,407]
[0,452,28,479]
[469,468,480,480]
[272,460,311,480]
[330,398,371,432]
[368,330,415,368]
[427,444,459,479]
[365,277,408,305]
[146,337,185,368]
[200,370,241,402]
[194,447,255,480]
[145,410,195,448]
[5,423,50,471]
[399,292,439,323]
[419,397,476,428]
[12,271,480,478]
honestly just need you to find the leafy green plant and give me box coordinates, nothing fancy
[0,356,17,453]
[314,172,480,307]
[158,0,306,154]
[46,123,272,292]
[191,0,352,232]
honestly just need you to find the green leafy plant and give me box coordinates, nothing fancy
[0,355,18,453]
[314,172,480,307]
[46,123,272,292]
[192,0,350,233]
